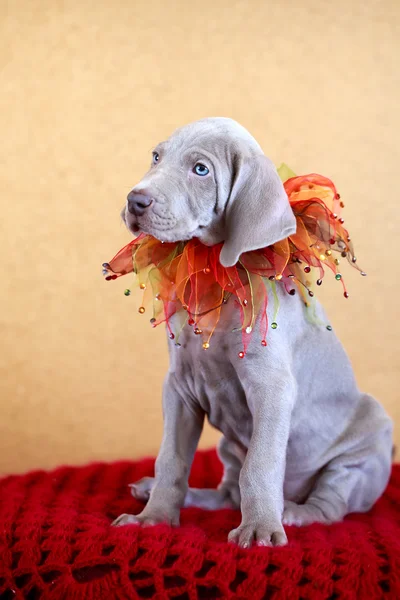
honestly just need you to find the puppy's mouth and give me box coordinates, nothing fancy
[121,207,141,235]
[123,206,204,243]
[126,216,144,237]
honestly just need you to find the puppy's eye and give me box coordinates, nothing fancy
[152,152,160,164]
[193,163,209,176]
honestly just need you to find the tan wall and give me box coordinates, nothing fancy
[1,0,399,475]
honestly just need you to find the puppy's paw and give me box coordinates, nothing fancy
[111,510,179,528]
[129,476,154,502]
[283,500,332,526]
[112,513,141,527]
[228,521,287,548]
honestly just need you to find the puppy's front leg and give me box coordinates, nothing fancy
[228,369,295,547]
[113,375,204,527]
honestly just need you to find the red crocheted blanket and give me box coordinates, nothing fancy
[0,449,399,599]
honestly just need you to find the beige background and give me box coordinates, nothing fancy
[1,0,399,475]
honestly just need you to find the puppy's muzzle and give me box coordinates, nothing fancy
[127,190,154,217]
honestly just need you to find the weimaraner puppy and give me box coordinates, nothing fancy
[113,117,393,547]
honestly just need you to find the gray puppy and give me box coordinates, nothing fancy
[113,117,392,547]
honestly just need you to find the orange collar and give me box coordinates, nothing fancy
[103,171,364,357]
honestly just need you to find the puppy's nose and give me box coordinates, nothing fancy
[127,190,153,216]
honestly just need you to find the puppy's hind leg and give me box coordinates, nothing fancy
[130,437,243,510]
[185,437,243,509]
[284,395,393,526]
[215,436,243,507]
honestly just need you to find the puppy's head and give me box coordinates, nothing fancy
[122,117,296,267]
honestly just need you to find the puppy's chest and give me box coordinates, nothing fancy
[170,339,253,445]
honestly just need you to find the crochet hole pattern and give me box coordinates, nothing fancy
[0,450,399,599]
[0,539,397,599]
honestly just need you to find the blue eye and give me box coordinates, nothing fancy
[194,163,209,176]
[152,152,160,164]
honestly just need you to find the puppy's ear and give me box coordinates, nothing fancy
[219,155,296,267]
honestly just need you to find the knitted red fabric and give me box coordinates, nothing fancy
[0,449,399,600]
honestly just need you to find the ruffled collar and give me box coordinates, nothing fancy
[103,165,364,357]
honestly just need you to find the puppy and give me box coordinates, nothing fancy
[112,117,392,547]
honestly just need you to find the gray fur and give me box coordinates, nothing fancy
[113,118,393,547]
